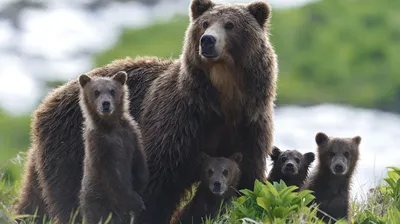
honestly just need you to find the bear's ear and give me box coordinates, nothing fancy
[113,71,127,85]
[315,132,329,146]
[229,152,243,164]
[303,152,315,165]
[352,136,362,146]
[190,0,214,20]
[247,1,271,28]
[200,152,210,162]
[270,146,281,162]
[79,74,91,88]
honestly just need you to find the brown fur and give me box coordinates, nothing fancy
[267,146,315,189]
[172,153,242,224]
[13,147,48,224]
[78,72,148,224]
[301,132,361,223]
[14,56,171,224]
[15,0,278,223]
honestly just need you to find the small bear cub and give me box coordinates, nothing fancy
[78,71,149,224]
[301,132,361,223]
[268,146,315,189]
[174,152,242,224]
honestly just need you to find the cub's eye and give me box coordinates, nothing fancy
[94,90,100,97]
[110,89,116,96]
[222,169,228,177]
[295,158,300,164]
[208,169,213,176]
[225,22,234,30]
[202,21,209,29]
[329,151,335,157]
[281,157,286,163]
[344,151,350,158]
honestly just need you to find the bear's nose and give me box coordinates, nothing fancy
[200,35,216,49]
[334,164,344,173]
[213,182,221,189]
[102,101,110,110]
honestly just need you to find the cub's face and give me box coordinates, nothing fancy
[201,152,242,196]
[271,147,315,177]
[187,0,271,66]
[315,132,361,176]
[79,71,127,117]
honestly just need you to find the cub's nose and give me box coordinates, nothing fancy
[286,163,294,168]
[334,164,344,173]
[200,35,216,49]
[213,181,221,190]
[102,101,110,110]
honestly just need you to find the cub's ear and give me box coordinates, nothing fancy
[247,1,271,28]
[190,0,214,20]
[353,136,362,145]
[315,132,329,146]
[229,152,243,164]
[79,74,91,88]
[270,146,281,162]
[113,71,127,85]
[200,152,210,162]
[303,152,315,165]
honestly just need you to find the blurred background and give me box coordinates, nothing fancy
[0,0,399,201]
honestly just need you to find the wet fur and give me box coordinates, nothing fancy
[301,132,361,223]
[15,0,278,223]
[78,73,148,224]
[267,146,315,189]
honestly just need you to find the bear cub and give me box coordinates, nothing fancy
[301,132,361,223]
[267,146,315,189]
[78,71,149,224]
[174,152,243,224]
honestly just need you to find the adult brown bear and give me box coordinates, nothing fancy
[14,0,278,223]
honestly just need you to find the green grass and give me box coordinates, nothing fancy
[95,0,400,112]
[1,158,399,224]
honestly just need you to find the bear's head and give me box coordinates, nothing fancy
[79,71,128,118]
[200,152,242,197]
[270,146,315,178]
[183,0,272,69]
[315,132,361,176]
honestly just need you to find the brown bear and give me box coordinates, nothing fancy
[301,132,361,223]
[78,71,148,224]
[172,152,242,224]
[267,146,315,189]
[15,0,278,223]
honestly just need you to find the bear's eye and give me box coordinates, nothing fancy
[94,90,100,97]
[344,151,350,158]
[295,158,300,164]
[202,21,209,29]
[329,151,335,157]
[225,22,234,30]
[208,169,213,176]
[222,169,228,177]
[281,157,286,163]
[110,89,116,97]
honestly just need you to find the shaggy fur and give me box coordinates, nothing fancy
[78,72,148,224]
[172,153,242,224]
[14,0,278,223]
[267,146,315,189]
[301,132,361,223]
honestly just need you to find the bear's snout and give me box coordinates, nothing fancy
[200,35,217,58]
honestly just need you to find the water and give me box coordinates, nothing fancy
[273,104,400,201]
